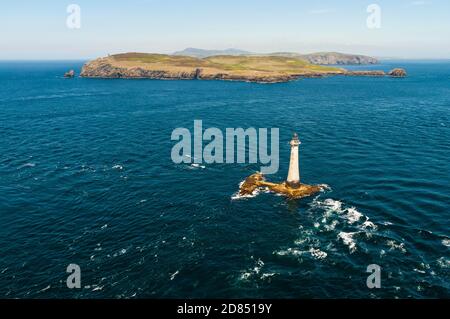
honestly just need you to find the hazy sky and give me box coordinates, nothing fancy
[1,0,449,59]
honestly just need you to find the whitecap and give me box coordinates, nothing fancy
[190,163,205,169]
[113,248,127,257]
[386,240,406,253]
[345,207,363,224]
[442,239,450,247]
[318,184,332,191]
[413,268,426,274]
[362,220,377,230]
[324,220,339,231]
[275,248,304,257]
[112,164,123,170]
[240,272,252,280]
[39,285,51,292]
[239,259,265,281]
[322,198,343,213]
[231,181,260,200]
[170,270,179,280]
[18,163,35,169]
[294,237,309,245]
[338,232,357,253]
[437,257,450,269]
[309,248,327,259]
[261,273,276,279]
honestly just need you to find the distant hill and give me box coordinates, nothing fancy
[173,48,378,65]
[173,48,251,58]
[300,52,378,65]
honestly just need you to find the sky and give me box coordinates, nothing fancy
[1,0,449,59]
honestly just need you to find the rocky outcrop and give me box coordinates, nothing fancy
[239,172,323,199]
[388,68,407,77]
[64,70,75,78]
[301,52,378,65]
[80,61,199,79]
[345,70,386,76]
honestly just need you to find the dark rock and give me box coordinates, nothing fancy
[64,70,75,78]
[388,68,407,77]
[345,70,386,76]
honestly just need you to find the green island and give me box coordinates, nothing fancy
[80,52,406,83]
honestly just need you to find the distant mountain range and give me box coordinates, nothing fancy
[173,48,378,65]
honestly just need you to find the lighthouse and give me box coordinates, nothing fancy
[286,133,301,188]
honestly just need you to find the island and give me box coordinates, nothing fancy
[80,52,406,83]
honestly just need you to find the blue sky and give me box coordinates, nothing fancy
[1,0,449,59]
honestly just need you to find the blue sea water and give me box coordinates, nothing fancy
[0,60,449,298]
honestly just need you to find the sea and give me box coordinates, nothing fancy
[0,60,449,298]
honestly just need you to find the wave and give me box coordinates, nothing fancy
[338,232,357,253]
[17,163,35,169]
[1,92,109,102]
[239,258,276,281]
[190,163,205,169]
[231,181,260,200]
[274,195,393,259]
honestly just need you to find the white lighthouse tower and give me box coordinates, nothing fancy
[286,133,301,188]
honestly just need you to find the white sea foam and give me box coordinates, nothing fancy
[345,207,363,224]
[318,184,332,191]
[312,198,375,231]
[309,248,327,259]
[437,257,450,269]
[190,163,205,169]
[231,181,260,200]
[253,259,264,274]
[113,248,127,257]
[260,273,276,279]
[442,239,450,247]
[112,164,123,170]
[322,198,343,213]
[239,259,265,281]
[18,163,35,169]
[338,232,357,253]
[170,270,179,280]
[275,248,304,257]
[362,220,377,230]
[39,285,51,293]
[324,220,339,231]
[386,240,406,253]
[294,237,309,246]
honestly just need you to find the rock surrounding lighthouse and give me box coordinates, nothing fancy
[238,132,324,199]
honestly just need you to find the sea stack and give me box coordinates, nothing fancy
[388,68,407,77]
[64,70,75,78]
